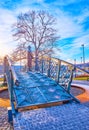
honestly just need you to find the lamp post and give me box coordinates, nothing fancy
[80,57,82,64]
[74,59,76,77]
[81,44,85,67]
[74,59,76,65]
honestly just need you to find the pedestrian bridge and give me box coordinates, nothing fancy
[4,56,89,114]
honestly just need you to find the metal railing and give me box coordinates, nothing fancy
[4,55,89,110]
[12,54,89,92]
[4,56,20,115]
[30,56,75,92]
[30,56,89,91]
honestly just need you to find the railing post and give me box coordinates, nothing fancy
[47,57,51,77]
[9,69,14,102]
[35,56,39,71]
[56,60,61,83]
[9,68,16,115]
[41,58,44,74]
[3,57,7,85]
[67,66,74,92]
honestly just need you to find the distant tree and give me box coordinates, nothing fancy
[13,10,59,70]
[11,43,27,62]
[0,57,3,65]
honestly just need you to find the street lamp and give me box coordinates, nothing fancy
[80,57,82,64]
[74,59,76,77]
[74,59,76,65]
[81,44,85,65]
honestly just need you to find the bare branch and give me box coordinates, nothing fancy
[12,10,60,64]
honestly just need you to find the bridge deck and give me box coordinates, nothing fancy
[13,71,73,109]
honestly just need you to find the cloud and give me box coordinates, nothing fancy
[0,0,89,63]
[14,1,83,40]
[55,33,89,63]
[54,9,83,39]
[0,8,17,56]
[72,34,89,48]
[75,8,89,24]
[44,0,79,5]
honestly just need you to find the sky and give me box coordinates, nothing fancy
[0,0,89,63]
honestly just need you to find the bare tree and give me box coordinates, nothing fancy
[0,57,3,65]
[13,10,59,70]
[11,43,27,62]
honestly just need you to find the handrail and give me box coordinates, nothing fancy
[42,56,89,75]
[4,56,20,86]
[10,65,19,86]
[4,54,83,109]
[4,56,20,115]
[7,53,89,93]
[53,57,89,75]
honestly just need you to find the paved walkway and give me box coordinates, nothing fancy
[72,80,89,86]
[13,80,89,130]
[72,80,89,102]
[0,80,89,130]
[0,87,13,130]
[0,88,10,107]
[0,107,13,130]
[14,102,89,130]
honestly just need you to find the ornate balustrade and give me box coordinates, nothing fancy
[4,55,89,115]
[30,56,75,92]
[4,56,19,115]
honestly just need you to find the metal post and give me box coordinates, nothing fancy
[41,58,44,74]
[56,60,61,83]
[74,59,76,65]
[81,57,82,64]
[47,57,51,77]
[74,59,76,77]
[7,107,13,124]
[81,44,85,68]
[67,67,74,92]
[3,57,7,85]
[20,48,21,71]
[10,70,14,102]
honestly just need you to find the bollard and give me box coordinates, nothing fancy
[7,107,13,124]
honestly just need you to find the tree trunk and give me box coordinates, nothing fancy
[27,46,33,71]
[35,50,39,71]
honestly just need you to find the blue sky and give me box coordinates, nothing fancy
[0,0,89,63]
